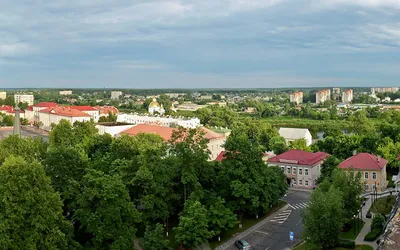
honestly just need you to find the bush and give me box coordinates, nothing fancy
[364,228,382,241]
[372,214,385,229]
[335,239,356,249]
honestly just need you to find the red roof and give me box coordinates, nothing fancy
[339,153,388,171]
[68,106,97,111]
[96,106,119,115]
[216,151,227,162]
[397,155,400,160]
[40,107,92,117]
[268,149,329,166]
[0,105,25,113]
[34,102,58,108]
[25,106,33,111]
[121,124,225,141]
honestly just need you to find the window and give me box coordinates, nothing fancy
[292,179,296,185]
[372,172,377,180]
[299,168,303,175]
[365,184,369,192]
[287,167,291,174]
[299,180,303,185]
[364,172,369,180]
[293,167,297,174]
[305,168,309,176]
[280,166,285,172]
[305,181,309,186]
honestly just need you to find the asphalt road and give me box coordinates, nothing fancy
[226,189,312,250]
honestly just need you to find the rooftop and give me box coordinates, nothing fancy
[34,102,58,108]
[339,153,388,171]
[268,149,329,166]
[40,107,92,117]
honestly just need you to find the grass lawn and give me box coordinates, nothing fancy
[370,195,396,215]
[208,200,287,249]
[294,243,373,250]
[339,219,365,240]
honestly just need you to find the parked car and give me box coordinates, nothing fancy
[235,240,251,250]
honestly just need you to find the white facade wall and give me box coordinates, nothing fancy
[268,162,324,188]
[82,110,99,122]
[39,112,91,131]
[0,92,6,99]
[14,94,34,106]
[117,114,201,128]
[96,124,135,137]
[207,138,226,161]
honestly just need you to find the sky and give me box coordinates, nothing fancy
[1,0,400,89]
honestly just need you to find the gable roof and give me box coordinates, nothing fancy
[40,107,92,117]
[0,105,25,113]
[120,124,225,141]
[68,106,97,111]
[34,102,58,108]
[95,106,119,115]
[268,149,329,166]
[339,153,388,171]
[278,127,311,140]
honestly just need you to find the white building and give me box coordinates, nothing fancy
[341,89,353,103]
[0,92,6,99]
[371,87,399,94]
[316,89,331,104]
[117,114,201,128]
[278,127,312,146]
[69,106,99,122]
[59,90,72,95]
[96,123,135,137]
[38,107,92,131]
[148,97,165,115]
[111,91,123,100]
[14,94,34,106]
[289,92,303,104]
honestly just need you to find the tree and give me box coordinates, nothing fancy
[174,199,212,249]
[332,169,362,223]
[73,170,140,249]
[348,110,376,135]
[301,186,345,250]
[140,223,170,250]
[269,136,288,154]
[317,156,340,184]
[0,156,73,249]
[372,214,385,230]
[0,135,47,164]
[289,138,311,152]
[98,111,118,122]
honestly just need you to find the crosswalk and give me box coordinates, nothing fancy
[288,202,309,210]
[270,209,292,224]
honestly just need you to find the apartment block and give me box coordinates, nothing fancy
[342,89,353,103]
[316,89,331,104]
[289,92,303,104]
[0,92,6,99]
[59,90,72,95]
[14,94,34,106]
[371,87,399,94]
[111,91,123,100]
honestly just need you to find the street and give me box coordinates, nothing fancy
[226,189,311,250]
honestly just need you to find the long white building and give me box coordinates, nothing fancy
[117,114,201,128]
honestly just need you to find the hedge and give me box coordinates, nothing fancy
[335,239,356,249]
[364,228,382,241]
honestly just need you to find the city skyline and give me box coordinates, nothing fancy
[1,0,400,88]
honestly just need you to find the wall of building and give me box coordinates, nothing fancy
[96,124,135,137]
[207,138,226,161]
[269,162,323,189]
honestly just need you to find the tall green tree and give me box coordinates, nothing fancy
[140,223,170,250]
[289,138,311,152]
[317,156,340,183]
[302,186,345,250]
[0,156,73,249]
[73,170,140,249]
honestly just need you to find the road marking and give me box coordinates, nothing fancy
[288,201,309,210]
[255,230,269,235]
[288,204,296,209]
[270,209,292,223]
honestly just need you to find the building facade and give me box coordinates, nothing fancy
[14,94,34,106]
[339,153,388,192]
[38,107,92,131]
[0,92,6,99]
[148,97,165,115]
[111,91,123,100]
[342,89,353,103]
[289,92,303,104]
[316,89,331,104]
[120,124,225,160]
[278,127,312,146]
[69,106,99,122]
[117,114,201,128]
[371,87,399,94]
[268,149,329,188]
[59,90,72,95]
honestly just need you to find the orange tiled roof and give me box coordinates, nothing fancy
[40,107,91,117]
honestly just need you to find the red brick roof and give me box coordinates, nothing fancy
[268,149,329,166]
[121,124,225,141]
[339,153,388,171]
[95,106,119,115]
[40,107,91,117]
[0,105,25,113]
[68,106,97,111]
[34,102,58,108]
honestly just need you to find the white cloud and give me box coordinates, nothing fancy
[0,43,35,57]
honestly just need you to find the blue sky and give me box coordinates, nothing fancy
[1,0,400,88]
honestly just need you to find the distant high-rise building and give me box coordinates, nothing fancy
[14,94,34,106]
[316,89,331,104]
[289,92,303,104]
[342,89,353,103]
[111,91,123,100]
[0,92,6,99]
[59,90,72,95]
[371,87,399,93]
[332,88,341,100]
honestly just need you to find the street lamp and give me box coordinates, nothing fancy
[357,210,360,229]
[353,215,356,235]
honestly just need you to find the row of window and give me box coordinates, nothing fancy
[281,166,309,176]
[364,172,377,180]
[294,179,310,186]
[364,184,377,191]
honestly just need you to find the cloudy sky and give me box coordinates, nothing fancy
[1,0,400,88]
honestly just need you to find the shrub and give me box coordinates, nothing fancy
[335,239,356,249]
[364,228,382,241]
[372,214,385,229]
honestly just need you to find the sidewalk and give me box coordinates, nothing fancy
[214,203,289,250]
[355,195,378,249]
